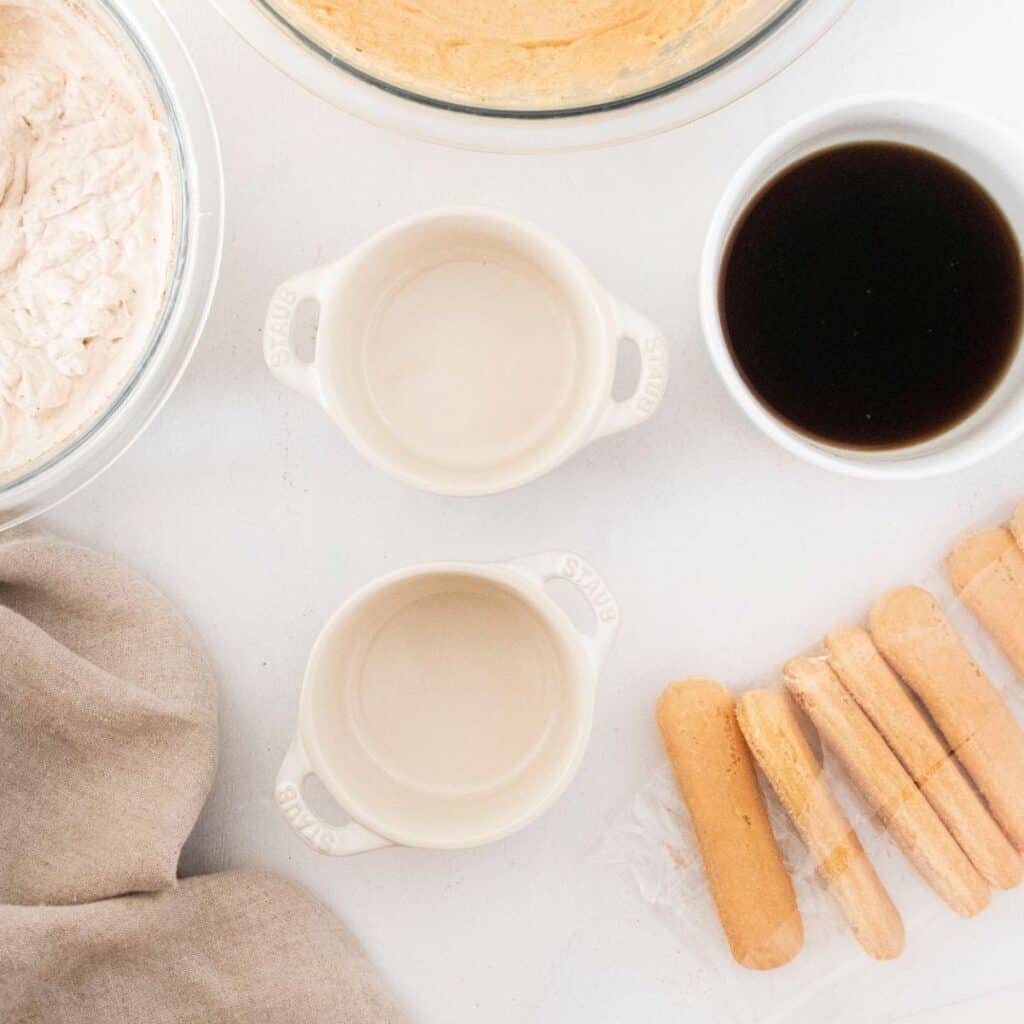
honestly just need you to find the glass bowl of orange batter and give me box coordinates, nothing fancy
[210,0,854,151]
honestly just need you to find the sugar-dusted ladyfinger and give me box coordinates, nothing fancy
[825,626,1022,890]
[949,527,1024,678]
[735,689,904,960]
[657,680,803,970]
[1009,500,1024,553]
[870,587,1024,851]
[784,657,989,916]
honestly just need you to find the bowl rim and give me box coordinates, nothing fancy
[209,0,855,153]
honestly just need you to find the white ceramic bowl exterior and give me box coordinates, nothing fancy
[264,207,669,495]
[276,552,618,854]
[700,95,1024,480]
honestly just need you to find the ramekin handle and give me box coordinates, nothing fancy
[503,552,620,670]
[263,268,325,404]
[275,737,392,856]
[593,296,669,440]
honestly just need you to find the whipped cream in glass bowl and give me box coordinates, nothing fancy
[1,0,175,474]
[0,0,223,528]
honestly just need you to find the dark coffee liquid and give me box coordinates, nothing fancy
[720,143,1023,449]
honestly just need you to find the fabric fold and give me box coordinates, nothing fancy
[0,527,218,905]
[1,869,406,1024]
[1,527,405,1022]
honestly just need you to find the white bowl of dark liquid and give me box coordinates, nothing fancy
[700,95,1024,480]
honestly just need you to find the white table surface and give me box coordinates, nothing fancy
[45,0,1024,1020]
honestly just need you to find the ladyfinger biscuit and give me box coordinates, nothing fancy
[736,690,905,960]
[656,680,803,970]
[825,626,1022,890]
[784,657,989,916]
[949,528,1024,678]
[1010,501,1024,552]
[870,587,1024,851]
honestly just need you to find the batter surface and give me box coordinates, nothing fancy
[272,0,754,107]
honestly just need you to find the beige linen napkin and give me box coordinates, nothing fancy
[0,526,218,905]
[0,870,405,1024]
[1,528,406,1022]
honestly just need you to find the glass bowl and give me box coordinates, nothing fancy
[211,0,853,152]
[0,0,224,531]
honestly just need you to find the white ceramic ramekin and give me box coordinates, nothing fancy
[275,552,618,855]
[700,95,1024,480]
[264,207,668,495]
